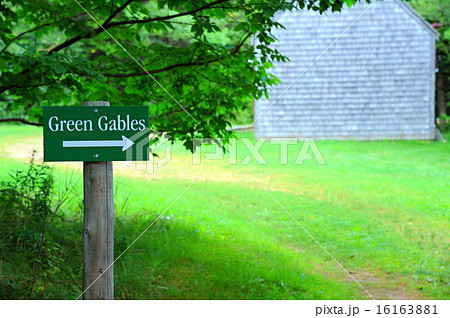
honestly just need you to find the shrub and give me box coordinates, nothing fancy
[0,155,72,299]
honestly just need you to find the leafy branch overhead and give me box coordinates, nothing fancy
[0,0,367,148]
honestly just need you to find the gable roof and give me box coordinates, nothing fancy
[393,0,439,39]
[272,0,439,39]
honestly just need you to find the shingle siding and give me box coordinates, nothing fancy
[254,0,438,140]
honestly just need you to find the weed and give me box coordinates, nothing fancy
[0,154,73,299]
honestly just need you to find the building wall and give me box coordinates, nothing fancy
[254,0,437,140]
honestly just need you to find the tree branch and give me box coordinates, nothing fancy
[0,12,87,55]
[48,0,230,53]
[0,118,43,126]
[0,77,59,94]
[49,33,94,54]
[189,66,228,85]
[103,31,252,78]
[154,95,209,118]
[0,84,18,94]
[102,0,136,27]
[103,59,218,78]
[154,105,198,118]
[107,0,230,27]
[231,32,253,54]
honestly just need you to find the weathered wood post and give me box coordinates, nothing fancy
[82,101,114,300]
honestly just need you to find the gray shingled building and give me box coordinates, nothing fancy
[254,0,439,140]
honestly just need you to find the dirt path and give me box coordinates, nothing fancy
[349,271,428,300]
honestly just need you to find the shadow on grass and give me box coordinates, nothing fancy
[1,212,363,300]
[113,214,362,300]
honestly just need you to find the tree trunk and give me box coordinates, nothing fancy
[436,69,446,130]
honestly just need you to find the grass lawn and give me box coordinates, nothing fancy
[0,123,448,300]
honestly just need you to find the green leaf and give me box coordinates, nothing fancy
[0,0,367,151]
[51,64,66,74]
[346,0,356,8]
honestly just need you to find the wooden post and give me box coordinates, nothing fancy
[82,101,114,300]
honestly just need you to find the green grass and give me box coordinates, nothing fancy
[0,123,449,299]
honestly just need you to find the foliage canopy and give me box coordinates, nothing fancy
[1,0,364,148]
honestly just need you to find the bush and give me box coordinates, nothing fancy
[0,155,75,299]
[0,155,54,251]
[436,114,450,133]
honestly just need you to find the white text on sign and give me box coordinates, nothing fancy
[48,115,146,132]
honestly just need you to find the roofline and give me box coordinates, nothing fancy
[393,0,440,39]
[271,0,440,40]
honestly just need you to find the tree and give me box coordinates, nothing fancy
[410,0,450,130]
[0,0,365,148]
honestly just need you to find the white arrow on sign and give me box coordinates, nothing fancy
[63,135,134,151]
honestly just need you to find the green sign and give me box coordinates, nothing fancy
[43,106,149,162]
